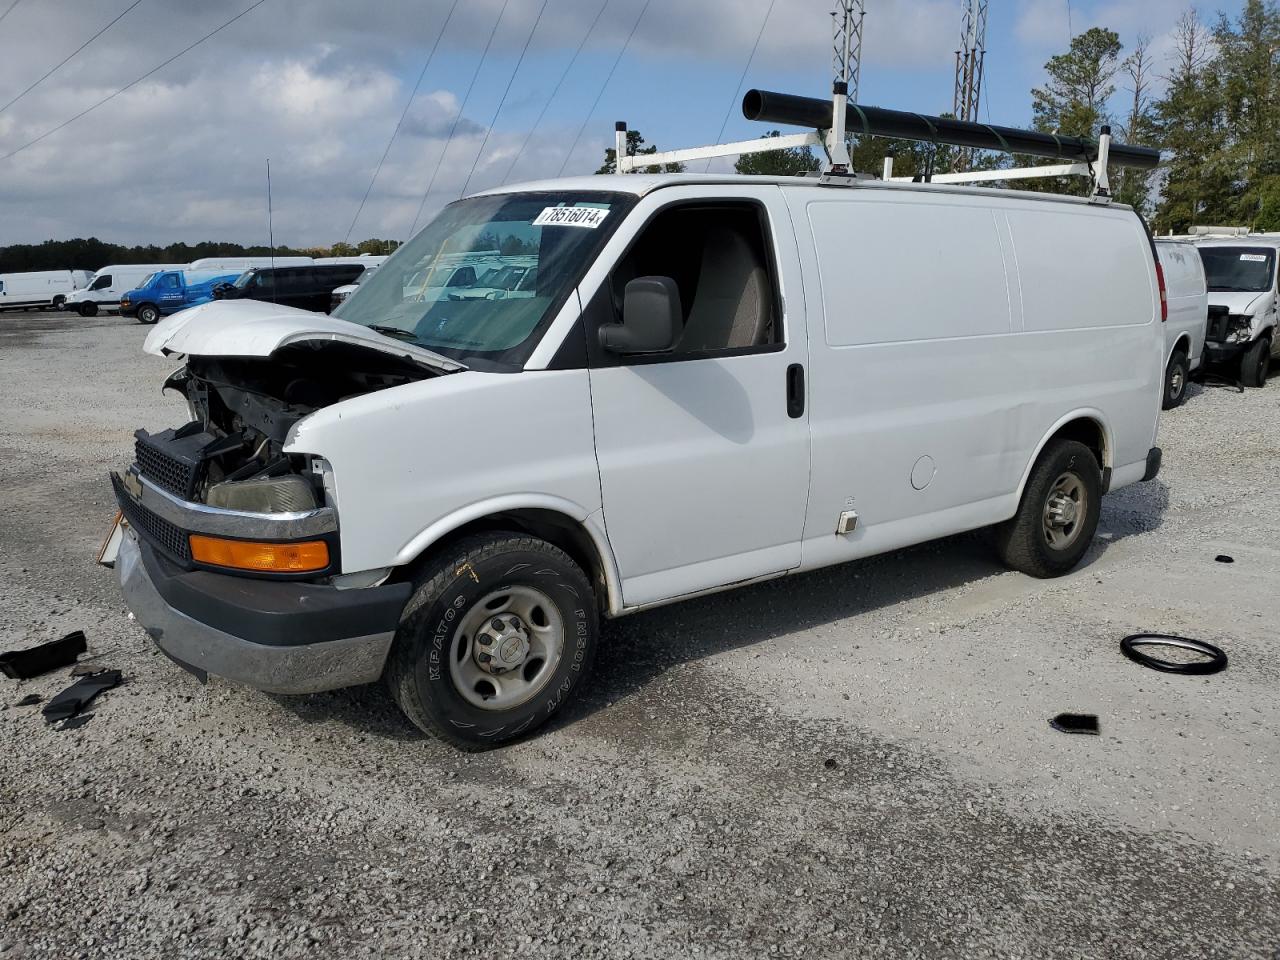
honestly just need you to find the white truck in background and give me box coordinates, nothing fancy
[1193,236,1280,388]
[0,269,92,311]
[65,264,184,317]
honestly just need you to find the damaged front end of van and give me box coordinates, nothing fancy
[109,300,462,693]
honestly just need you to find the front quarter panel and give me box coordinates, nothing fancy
[284,369,601,574]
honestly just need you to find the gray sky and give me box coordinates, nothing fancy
[0,0,1237,247]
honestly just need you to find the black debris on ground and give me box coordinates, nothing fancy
[0,630,87,680]
[41,670,122,725]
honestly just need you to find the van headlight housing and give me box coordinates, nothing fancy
[206,475,317,513]
[1227,315,1254,343]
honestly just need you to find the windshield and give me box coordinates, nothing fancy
[232,270,256,290]
[335,191,633,366]
[1199,247,1277,293]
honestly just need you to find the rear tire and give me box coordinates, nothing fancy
[136,304,160,325]
[1162,349,1189,409]
[386,533,599,749]
[1241,337,1270,388]
[995,439,1102,579]
[51,295,66,310]
[79,302,98,318]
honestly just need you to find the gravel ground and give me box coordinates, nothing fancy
[1,310,1278,960]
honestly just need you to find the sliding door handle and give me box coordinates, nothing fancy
[786,363,805,419]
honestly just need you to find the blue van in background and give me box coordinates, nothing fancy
[120,270,242,325]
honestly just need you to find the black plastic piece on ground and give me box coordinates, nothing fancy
[0,630,87,680]
[42,670,122,723]
[16,694,43,707]
[1120,634,1228,675]
[1049,713,1100,735]
[1215,555,1234,564]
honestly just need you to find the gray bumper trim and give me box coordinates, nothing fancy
[118,532,393,694]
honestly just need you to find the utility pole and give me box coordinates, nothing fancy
[831,1,866,103]
[952,0,988,169]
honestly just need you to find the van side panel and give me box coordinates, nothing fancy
[1156,241,1209,369]
[790,188,1160,574]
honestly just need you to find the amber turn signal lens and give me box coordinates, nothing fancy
[189,535,329,573]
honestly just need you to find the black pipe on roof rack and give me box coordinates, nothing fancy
[741,90,1161,171]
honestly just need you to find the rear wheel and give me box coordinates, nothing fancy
[995,439,1102,578]
[79,302,98,318]
[51,295,66,310]
[1162,349,1189,409]
[136,303,160,325]
[386,533,599,749]
[1241,337,1270,388]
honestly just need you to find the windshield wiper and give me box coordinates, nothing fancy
[367,324,421,343]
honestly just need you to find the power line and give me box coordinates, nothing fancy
[557,0,653,177]
[0,0,272,163]
[501,0,611,186]
[459,0,549,198]
[0,0,25,29]
[705,0,777,172]
[343,0,461,243]
[408,0,513,236]
[0,0,146,118]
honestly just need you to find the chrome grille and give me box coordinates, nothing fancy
[112,472,191,563]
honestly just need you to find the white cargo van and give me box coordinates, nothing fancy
[109,174,1164,747]
[1155,240,1208,408]
[1194,237,1279,387]
[65,264,183,317]
[0,269,92,311]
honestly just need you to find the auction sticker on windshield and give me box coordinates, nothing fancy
[533,206,609,229]
[1241,254,1267,262]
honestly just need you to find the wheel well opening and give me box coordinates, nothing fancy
[1049,418,1107,470]
[401,510,609,611]
[1172,334,1191,357]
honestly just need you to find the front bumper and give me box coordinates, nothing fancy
[118,530,410,694]
[1203,339,1248,364]
[119,302,138,318]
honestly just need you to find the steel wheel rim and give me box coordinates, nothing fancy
[449,585,565,711]
[1170,366,1184,399]
[1042,472,1087,551]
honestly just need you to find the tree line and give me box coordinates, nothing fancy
[0,237,401,274]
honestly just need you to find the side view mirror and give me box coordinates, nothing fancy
[598,276,681,354]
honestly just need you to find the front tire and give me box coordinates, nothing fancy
[1162,349,1189,409]
[79,302,98,318]
[995,439,1102,578]
[386,533,598,749]
[136,303,160,325]
[1241,337,1270,388]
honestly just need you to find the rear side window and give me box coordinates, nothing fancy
[1010,208,1154,331]
[811,197,1010,346]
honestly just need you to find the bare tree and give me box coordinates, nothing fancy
[1165,7,1213,84]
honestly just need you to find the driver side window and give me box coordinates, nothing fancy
[594,201,781,365]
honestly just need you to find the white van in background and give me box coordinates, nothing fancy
[186,256,313,271]
[0,269,92,311]
[65,264,183,317]
[1155,240,1208,408]
[1195,237,1280,388]
[113,174,1166,748]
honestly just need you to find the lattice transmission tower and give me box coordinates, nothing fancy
[952,0,988,169]
[831,1,866,102]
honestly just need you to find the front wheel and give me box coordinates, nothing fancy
[79,302,98,318]
[1241,337,1270,388]
[386,533,598,749]
[136,304,160,325]
[1162,349,1189,409]
[994,439,1102,578]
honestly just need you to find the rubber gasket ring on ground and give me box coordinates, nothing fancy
[1120,634,1228,675]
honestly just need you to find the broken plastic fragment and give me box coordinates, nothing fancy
[1048,713,1100,735]
[0,630,87,680]
[1214,555,1234,564]
[42,670,122,724]
[16,694,43,707]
